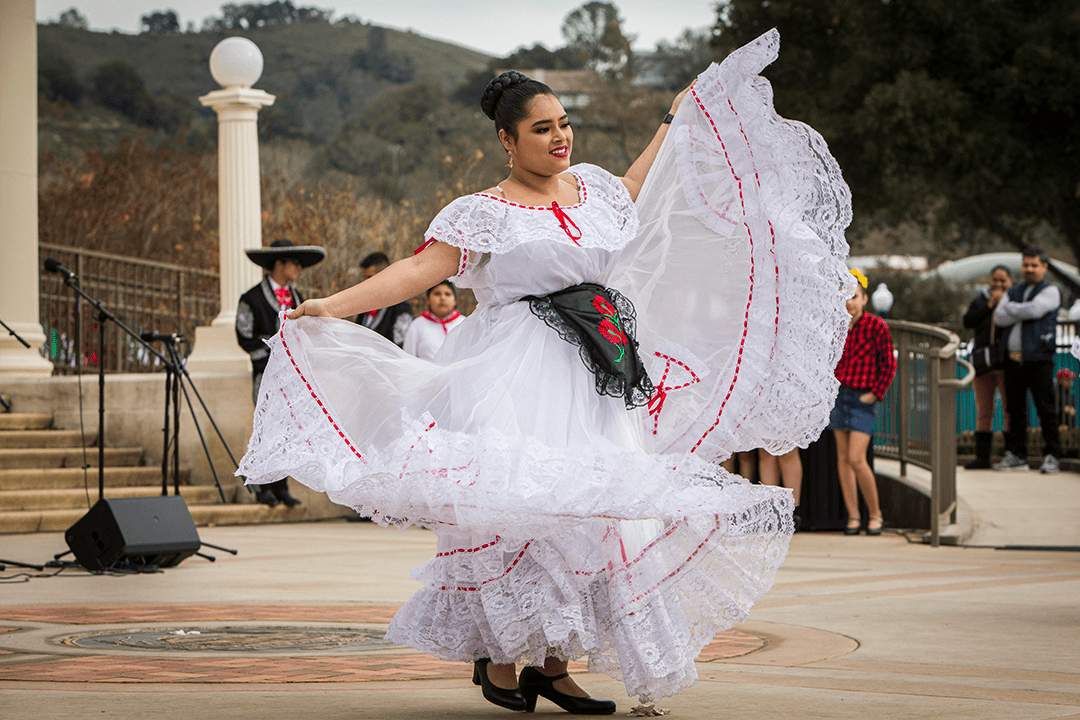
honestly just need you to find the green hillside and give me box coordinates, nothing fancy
[39,21,490,99]
[38,21,492,147]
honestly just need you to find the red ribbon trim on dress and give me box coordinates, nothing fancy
[550,200,582,245]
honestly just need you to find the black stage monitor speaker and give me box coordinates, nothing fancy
[65,496,201,571]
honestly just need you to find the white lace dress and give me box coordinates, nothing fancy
[238,30,853,702]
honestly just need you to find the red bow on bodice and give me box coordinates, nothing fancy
[274,287,294,308]
[550,201,582,245]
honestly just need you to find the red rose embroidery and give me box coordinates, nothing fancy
[594,292,627,362]
[599,318,627,346]
[592,294,617,316]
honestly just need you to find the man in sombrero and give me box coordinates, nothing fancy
[236,238,326,507]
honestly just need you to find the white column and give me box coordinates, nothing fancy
[0,0,53,376]
[185,87,274,373]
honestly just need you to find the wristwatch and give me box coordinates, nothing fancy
[662,113,674,124]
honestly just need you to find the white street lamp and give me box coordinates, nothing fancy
[872,283,894,318]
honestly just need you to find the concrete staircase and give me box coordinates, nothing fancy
[0,411,317,533]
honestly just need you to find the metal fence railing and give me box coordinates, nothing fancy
[39,244,220,374]
[874,320,975,546]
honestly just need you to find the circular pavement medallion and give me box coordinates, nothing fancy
[61,626,398,653]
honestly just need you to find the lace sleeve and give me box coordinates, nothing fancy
[574,164,638,238]
[424,195,509,283]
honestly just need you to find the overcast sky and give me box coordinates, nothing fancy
[36,1,718,57]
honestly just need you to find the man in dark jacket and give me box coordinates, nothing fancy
[993,247,1061,473]
[351,252,414,347]
[236,239,326,505]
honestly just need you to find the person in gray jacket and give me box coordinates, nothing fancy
[993,247,1061,473]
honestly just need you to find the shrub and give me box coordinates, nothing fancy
[38,52,84,104]
[92,61,158,127]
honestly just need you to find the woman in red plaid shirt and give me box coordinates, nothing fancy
[830,270,897,535]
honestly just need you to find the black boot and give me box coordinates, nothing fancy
[254,486,278,507]
[270,479,301,507]
[965,431,993,469]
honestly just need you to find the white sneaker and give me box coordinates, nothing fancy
[992,451,1029,471]
[1040,454,1060,474]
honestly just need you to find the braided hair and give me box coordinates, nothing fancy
[480,71,558,139]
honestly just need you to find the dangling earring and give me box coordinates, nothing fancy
[506,151,513,169]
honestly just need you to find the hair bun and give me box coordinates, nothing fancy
[480,70,531,120]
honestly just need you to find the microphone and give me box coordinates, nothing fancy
[140,331,187,344]
[44,257,77,281]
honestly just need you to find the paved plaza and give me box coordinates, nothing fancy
[1,467,1078,720]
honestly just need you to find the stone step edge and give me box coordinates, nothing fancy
[0,486,226,511]
[0,503,332,534]
[0,413,53,430]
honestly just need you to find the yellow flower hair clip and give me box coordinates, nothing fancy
[850,268,868,289]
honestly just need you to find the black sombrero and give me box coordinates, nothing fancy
[244,239,326,270]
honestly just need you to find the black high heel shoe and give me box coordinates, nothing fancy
[473,658,527,712]
[518,666,616,715]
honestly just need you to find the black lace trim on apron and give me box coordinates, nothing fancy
[523,283,654,409]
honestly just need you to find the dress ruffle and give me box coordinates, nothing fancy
[613,27,854,461]
[241,313,794,701]
[386,497,790,701]
[243,317,785,538]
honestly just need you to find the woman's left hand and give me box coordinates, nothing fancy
[669,81,694,117]
[859,392,878,404]
[287,298,333,320]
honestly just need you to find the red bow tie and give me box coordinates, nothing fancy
[274,287,294,308]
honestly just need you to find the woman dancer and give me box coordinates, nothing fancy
[961,265,1012,468]
[239,30,854,711]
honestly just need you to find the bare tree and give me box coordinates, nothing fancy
[561,2,636,80]
[57,8,89,30]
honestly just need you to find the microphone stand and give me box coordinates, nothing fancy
[51,265,238,559]
[54,275,173,502]
[153,337,230,503]
[0,317,32,411]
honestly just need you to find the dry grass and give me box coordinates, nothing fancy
[38,139,487,312]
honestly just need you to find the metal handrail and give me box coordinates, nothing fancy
[875,319,975,546]
[39,244,221,374]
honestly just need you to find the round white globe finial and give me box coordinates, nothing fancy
[872,282,894,315]
[209,37,264,88]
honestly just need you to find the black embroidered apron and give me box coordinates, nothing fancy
[523,283,654,409]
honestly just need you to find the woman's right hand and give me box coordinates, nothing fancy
[287,299,334,320]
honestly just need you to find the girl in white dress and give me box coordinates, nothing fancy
[239,30,854,713]
[402,281,466,361]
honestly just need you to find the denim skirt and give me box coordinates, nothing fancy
[828,385,877,435]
